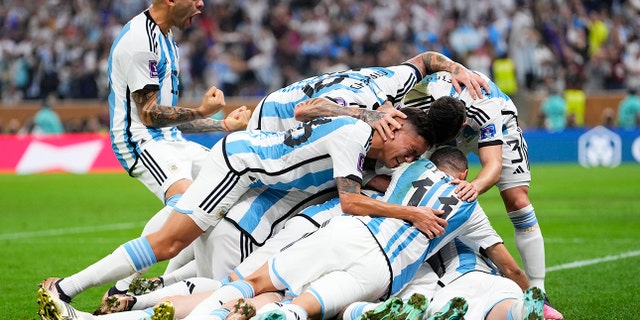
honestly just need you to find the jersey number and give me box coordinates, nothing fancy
[283,118,331,147]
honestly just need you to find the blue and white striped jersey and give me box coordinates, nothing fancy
[353,158,494,296]
[402,71,514,154]
[250,64,422,132]
[426,235,503,287]
[108,10,182,173]
[224,116,373,193]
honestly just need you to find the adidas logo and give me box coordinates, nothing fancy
[513,166,525,174]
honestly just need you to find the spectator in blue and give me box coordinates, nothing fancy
[540,89,567,132]
[32,95,64,135]
[617,88,640,129]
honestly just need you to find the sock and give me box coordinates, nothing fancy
[508,204,546,291]
[59,237,156,298]
[162,259,198,286]
[209,308,231,320]
[133,278,222,310]
[183,280,255,320]
[341,301,379,320]
[280,303,308,320]
[507,298,524,320]
[107,205,174,293]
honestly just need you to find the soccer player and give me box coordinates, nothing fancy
[95,0,252,300]
[342,147,544,320]
[170,144,518,320]
[401,70,563,319]
[38,107,459,313]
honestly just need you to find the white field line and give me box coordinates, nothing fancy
[0,221,146,240]
[547,250,640,272]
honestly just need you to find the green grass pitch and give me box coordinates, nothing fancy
[1,164,639,319]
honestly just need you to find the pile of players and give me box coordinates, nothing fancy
[35,1,563,320]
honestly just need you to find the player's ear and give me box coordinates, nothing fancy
[457,169,468,181]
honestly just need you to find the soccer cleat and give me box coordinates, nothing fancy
[39,278,72,303]
[542,293,564,320]
[129,276,164,295]
[427,297,468,320]
[358,296,403,320]
[37,287,80,320]
[151,301,175,320]
[396,293,428,320]
[523,287,545,320]
[543,305,564,320]
[93,293,137,315]
[227,298,257,320]
[250,309,287,320]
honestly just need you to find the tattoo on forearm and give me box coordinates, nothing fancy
[177,119,226,133]
[133,89,204,127]
[359,110,386,127]
[296,98,356,121]
[336,177,361,195]
[422,53,454,74]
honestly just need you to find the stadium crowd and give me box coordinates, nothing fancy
[1,0,639,132]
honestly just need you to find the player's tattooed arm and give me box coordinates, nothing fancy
[133,88,204,128]
[177,105,251,133]
[295,98,389,127]
[177,119,226,133]
[294,98,360,122]
[406,51,490,99]
[335,175,447,238]
[336,176,362,196]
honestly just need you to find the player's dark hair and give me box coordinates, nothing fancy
[399,106,432,145]
[430,146,468,174]
[425,96,467,146]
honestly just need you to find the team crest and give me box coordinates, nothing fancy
[149,60,158,78]
[357,153,365,173]
[480,124,496,140]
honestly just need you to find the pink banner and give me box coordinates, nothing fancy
[0,133,122,174]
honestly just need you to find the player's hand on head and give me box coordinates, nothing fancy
[452,179,478,202]
[411,207,447,239]
[224,106,252,131]
[449,63,490,100]
[373,101,405,141]
[200,86,226,117]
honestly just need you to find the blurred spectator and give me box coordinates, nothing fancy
[617,87,640,129]
[32,94,63,135]
[539,89,567,132]
[492,54,518,95]
[0,0,637,125]
[564,88,586,127]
